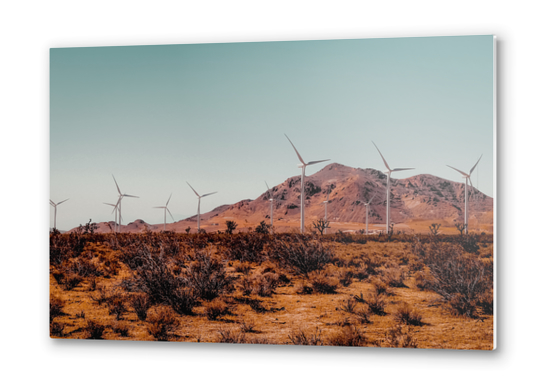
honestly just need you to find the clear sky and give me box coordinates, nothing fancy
[50,35,494,230]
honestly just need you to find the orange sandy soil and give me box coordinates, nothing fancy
[50,239,493,350]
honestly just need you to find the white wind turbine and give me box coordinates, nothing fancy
[285,134,330,233]
[112,175,139,233]
[49,198,69,230]
[362,192,377,235]
[103,202,119,233]
[322,186,331,234]
[447,154,483,235]
[372,142,414,234]
[265,181,274,227]
[186,182,217,232]
[154,193,175,231]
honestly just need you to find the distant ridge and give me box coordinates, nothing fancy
[70,163,493,234]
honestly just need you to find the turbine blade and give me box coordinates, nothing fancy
[391,167,414,172]
[284,134,306,165]
[166,193,172,206]
[307,159,330,166]
[49,200,55,207]
[103,203,115,207]
[167,208,175,222]
[368,192,377,204]
[112,175,121,194]
[186,182,200,197]
[372,141,391,172]
[469,154,483,175]
[123,194,139,198]
[57,198,69,205]
[446,165,469,177]
[153,206,166,209]
[201,191,217,198]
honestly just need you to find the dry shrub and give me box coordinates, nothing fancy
[353,291,364,303]
[106,293,128,321]
[50,295,64,323]
[251,272,280,297]
[337,267,355,287]
[204,299,232,320]
[339,297,358,314]
[477,289,494,315]
[370,278,391,296]
[223,233,267,263]
[233,261,252,274]
[146,307,179,341]
[288,327,323,346]
[127,249,199,315]
[85,320,105,340]
[270,236,333,275]
[295,281,314,295]
[413,270,434,291]
[417,242,491,318]
[75,310,86,319]
[239,319,257,333]
[308,271,339,294]
[87,276,97,291]
[366,289,387,316]
[131,293,152,321]
[50,321,65,337]
[91,284,109,305]
[111,322,130,337]
[326,325,368,347]
[63,273,83,291]
[216,327,247,344]
[383,325,418,348]
[353,304,372,324]
[393,303,423,326]
[182,251,233,301]
[381,267,407,288]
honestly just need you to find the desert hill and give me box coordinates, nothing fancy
[73,163,493,234]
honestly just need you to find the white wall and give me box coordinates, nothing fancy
[1,1,538,382]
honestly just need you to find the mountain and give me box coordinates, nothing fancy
[73,163,493,234]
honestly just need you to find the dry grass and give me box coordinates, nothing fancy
[49,232,494,349]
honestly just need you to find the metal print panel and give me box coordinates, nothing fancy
[50,35,495,349]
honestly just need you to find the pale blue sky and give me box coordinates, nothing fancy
[50,35,494,230]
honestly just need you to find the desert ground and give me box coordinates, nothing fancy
[50,225,493,349]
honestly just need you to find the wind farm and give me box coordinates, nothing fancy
[50,36,495,349]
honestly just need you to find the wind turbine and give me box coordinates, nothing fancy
[154,193,175,231]
[372,142,414,234]
[322,186,331,234]
[186,182,217,232]
[112,175,139,233]
[103,202,119,233]
[49,198,69,230]
[265,181,274,227]
[285,134,330,233]
[447,154,483,235]
[362,192,377,235]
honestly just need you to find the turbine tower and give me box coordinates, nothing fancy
[186,182,217,232]
[363,192,377,235]
[447,155,483,235]
[49,199,69,230]
[372,142,414,234]
[154,193,175,231]
[112,175,139,233]
[322,186,331,234]
[265,181,274,227]
[103,202,119,233]
[285,134,330,233]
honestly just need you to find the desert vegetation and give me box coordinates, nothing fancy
[49,229,493,349]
